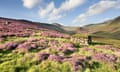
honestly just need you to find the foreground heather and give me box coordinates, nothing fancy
[0,34,120,72]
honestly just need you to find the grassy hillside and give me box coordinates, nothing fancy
[84,16,120,40]
[0,17,120,72]
[53,23,88,34]
[0,17,67,34]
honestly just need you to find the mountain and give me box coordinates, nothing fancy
[52,23,88,34]
[0,17,67,34]
[0,17,88,35]
[84,16,120,39]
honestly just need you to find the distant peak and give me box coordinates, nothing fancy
[114,16,120,20]
[52,23,62,27]
[0,17,8,19]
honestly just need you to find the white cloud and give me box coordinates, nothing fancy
[73,14,87,24]
[38,1,64,21]
[38,2,55,18]
[48,14,65,21]
[116,0,120,9]
[100,17,112,22]
[116,5,120,9]
[38,0,85,21]
[59,0,85,11]
[117,6,120,9]
[86,0,116,16]
[22,0,41,9]
[73,0,119,25]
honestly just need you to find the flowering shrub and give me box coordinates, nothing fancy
[48,54,64,63]
[0,42,18,50]
[40,31,70,38]
[57,43,76,54]
[94,45,120,52]
[37,53,50,62]
[92,52,117,63]
[63,55,86,71]
[1,18,120,72]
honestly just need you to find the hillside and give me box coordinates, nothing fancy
[0,17,67,34]
[0,17,120,72]
[0,17,88,35]
[52,23,89,34]
[84,16,120,39]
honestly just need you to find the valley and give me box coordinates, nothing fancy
[0,17,120,72]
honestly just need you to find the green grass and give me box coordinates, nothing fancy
[72,48,92,57]
[0,33,120,72]
[89,45,115,55]
[27,60,72,72]
[0,50,72,72]
[0,36,29,44]
[73,34,89,39]
[93,37,120,48]
[91,62,118,72]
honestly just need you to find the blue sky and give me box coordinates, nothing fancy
[0,0,120,26]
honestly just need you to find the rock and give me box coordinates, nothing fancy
[5,21,11,25]
[87,36,92,44]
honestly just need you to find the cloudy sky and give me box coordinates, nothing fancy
[0,0,120,26]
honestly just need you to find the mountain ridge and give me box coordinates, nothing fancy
[83,16,120,39]
[0,17,88,35]
[1,16,120,40]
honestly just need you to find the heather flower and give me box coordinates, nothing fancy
[40,31,70,38]
[37,53,50,61]
[63,55,86,71]
[0,42,18,50]
[60,43,76,53]
[16,42,32,52]
[92,52,117,63]
[0,37,5,41]
[48,54,64,63]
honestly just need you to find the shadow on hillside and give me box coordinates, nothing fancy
[90,42,106,46]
